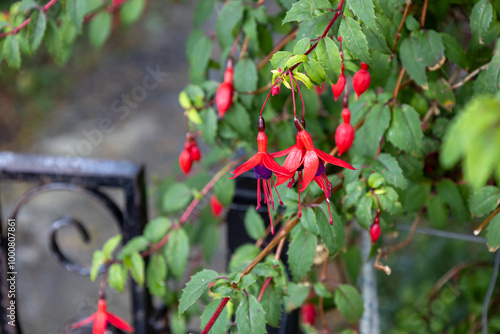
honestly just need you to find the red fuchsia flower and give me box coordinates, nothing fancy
[370,220,381,244]
[335,108,355,156]
[271,85,281,96]
[230,117,289,234]
[210,195,223,218]
[353,62,371,98]
[179,146,192,174]
[72,298,134,334]
[272,118,355,223]
[216,66,234,117]
[300,303,317,325]
[189,139,202,162]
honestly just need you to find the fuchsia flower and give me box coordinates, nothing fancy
[272,118,355,223]
[72,298,134,334]
[231,116,290,234]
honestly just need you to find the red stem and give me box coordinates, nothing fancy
[289,70,297,118]
[291,75,305,121]
[201,297,230,334]
[259,89,273,117]
[0,0,59,38]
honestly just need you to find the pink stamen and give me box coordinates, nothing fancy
[256,179,261,210]
[298,171,302,218]
[326,199,333,225]
[263,185,275,235]
[266,179,275,210]
[271,178,284,205]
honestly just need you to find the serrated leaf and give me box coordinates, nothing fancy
[437,179,469,223]
[435,78,456,111]
[201,298,229,334]
[416,29,445,69]
[261,282,283,327]
[66,0,86,31]
[270,51,293,69]
[118,236,149,259]
[355,193,372,229]
[386,104,423,155]
[18,0,38,11]
[3,35,21,69]
[165,228,190,279]
[399,37,427,86]
[286,54,308,68]
[163,183,192,212]
[244,208,266,240]
[124,252,145,286]
[120,0,145,25]
[427,195,448,229]
[187,30,212,84]
[27,10,47,52]
[339,16,371,64]
[288,227,317,282]
[334,284,364,322]
[144,217,171,243]
[469,186,500,216]
[234,58,258,108]
[344,181,365,208]
[229,244,261,272]
[88,11,112,48]
[194,0,217,28]
[44,20,64,64]
[348,0,377,30]
[90,250,104,281]
[179,269,219,314]
[170,311,187,334]
[146,253,167,297]
[108,263,127,292]
[487,214,500,252]
[302,207,319,235]
[224,102,251,137]
[236,294,267,334]
[215,0,244,49]
[317,203,345,253]
[186,108,203,124]
[352,104,391,157]
[202,108,218,146]
[282,0,332,23]
[486,54,500,94]
[440,33,467,69]
[303,58,326,85]
[284,283,310,311]
[102,234,122,259]
[364,25,391,54]
[471,0,493,44]
[371,153,407,189]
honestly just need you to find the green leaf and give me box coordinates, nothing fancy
[187,30,212,84]
[352,104,391,157]
[44,21,64,64]
[399,37,427,86]
[144,217,171,243]
[317,203,345,253]
[371,153,407,189]
[355,193,372,229]
[224,102,251,137]
[437,179,469,223]
[170,311,187,334]
[17,0,38,11]
[229,244,261,272]
[469,186,500,217]
[334,284,364,323]
[244,208,266,240]
[364,25,391,54]
[201,298,229,334]
[440,33,467,69]
[124,251,145,286]
[315,36,341,83]
[282,0,332,23]
[368,172,384,188]
[487,214,500,252]
[403,183,431,212]
[163,183,192,212]
[102,234,122,259]
[215,0,244,49]
[302,207,319,235]
[339,16,371,64]
[3,35,21,69]
[314,282,333,298]
[234,58,258,107]
[348,0,377,30]
[165,228,190,279]
[108,263,127,292]
[118,236,149,259]
[120,0,145,25]
[194,0,217,28]
[27,10,47,52]
[288,226,317,282]
[202,108,218,146]
[179,269,219,314]
[284,283,310,311]
[470,0,493,44]
[486,54,500,94]
[146,253,167,297]
[90,250,104,281]
[261,281,283,327]
[427,195,448,229]
[435,78,456,111]
[66,0,86,31]
[201,221,219,262]
[236,294,267,334]
[285,54,308,68]
[270,51,293,69]
[386,104,423,155]
[214,177,235,207]
[304,58,326,85]
[344,181,365,208]
[416,29,445,69]
[88,11,112,48]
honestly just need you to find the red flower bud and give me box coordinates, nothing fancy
[210,195,223,218]
[335,111,354,156]
[224,67,233,83]
[331,73,346,101]
[370,222,381,244]
[300,303,317,325]
[216,82,233,117]
[190,143,201,162]
[179,149,192,174]
[271,85,280,96]
[353,62,371,98]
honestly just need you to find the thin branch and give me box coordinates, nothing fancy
[448,64,489,91]
[390,0,412,60]
[257,28,298,70]
[420,0,429,27]
[391,67,406,107]
[474,206,500,236]
[201,297,230,334]
[256,238,285,302]
[482,251,500,334]
[239,36,250,61]
[374,211,423,275]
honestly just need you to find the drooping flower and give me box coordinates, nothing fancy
[72,298,134,334]
[230,117,290,234]
[179,147,192,174]
[216,67,234,117]
[210,195,224,218]
[189,138,202,162]
[335,108,354,156]
[331,63,345,101]
[273,118,355,222]
[300,303,317,325]
[353,62,371,98]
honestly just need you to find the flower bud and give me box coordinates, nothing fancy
[224,67,233,83]
[190,143,201,162]
[370,222,381,244]
[179,149,193,174]
[331,73,346,101]
[271,85,280,96]
[216,82,233,117]
[300,303,317,325]
[210,195,224,218]
[353,62,371,98]
[341,107,351,124]
[335,122,354,156]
